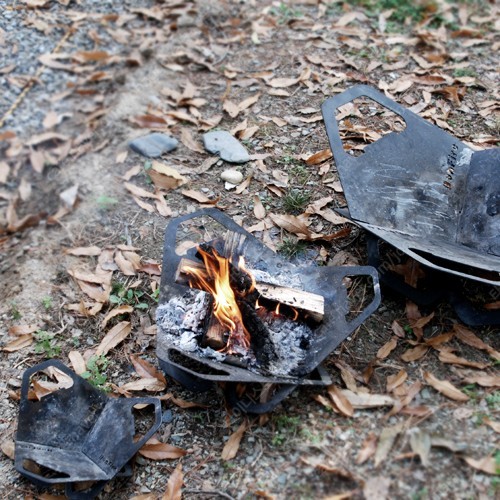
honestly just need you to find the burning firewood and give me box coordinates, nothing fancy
[174,242,325,369]
[203,305,227,350]
[175,257,325,322]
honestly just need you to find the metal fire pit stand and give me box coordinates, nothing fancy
[322,85,500,326]
[321,84,500,286]
[157,209,381,413]
[15,360,162,499]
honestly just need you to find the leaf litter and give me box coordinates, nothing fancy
[1,0,499,497]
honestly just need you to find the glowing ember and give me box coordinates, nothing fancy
[184,247,253,352]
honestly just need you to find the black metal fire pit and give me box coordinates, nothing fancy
[321,84,500,286]
[15,360,162,499]
[321,85,500,326]
[156,209,381,413]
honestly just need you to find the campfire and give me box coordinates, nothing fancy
[156,209,380,411]
[182,245,255,354]
[162,234,326,377]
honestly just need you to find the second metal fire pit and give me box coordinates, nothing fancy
[321,85,500,286]
[156,209,381,412]
[15,360,162,498]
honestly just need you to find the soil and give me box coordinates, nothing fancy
[0,1,499,499]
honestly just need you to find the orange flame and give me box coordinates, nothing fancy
[184,247,251,352]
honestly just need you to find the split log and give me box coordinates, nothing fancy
[253,283,324,323]
[175,257,324,322]
[202,310,226,350]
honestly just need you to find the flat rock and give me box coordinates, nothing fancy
[203,131,250,163]
[129,133,178,158]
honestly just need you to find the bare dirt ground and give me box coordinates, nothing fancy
[0,1,499,499]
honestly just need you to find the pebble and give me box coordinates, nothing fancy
[162,409,173,424]
[278,473,288,485]
[129,133,178,158]
[203,131,250,163]
[221,168,243,185]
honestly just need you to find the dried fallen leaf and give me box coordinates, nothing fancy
[75,280,110,303]
[411,311,435,329]
[68,268,110,286]
[119,377,165,392]
[130,354,167,386]
[377,337,398,359]
[423,371,469,402]
[454,325,500,360]
[409,428,431,467]
[238,93,260,112]
[162,462,183,500]
[391,320,406,338]
[463,455,497,475]
[26,131,69,146]
[155,196,172,217]
[124,182,159,199]
[95,321,131,356]
[306,149,333,165]
[115,250,137,276]
[425,332,454,347]
[438,350,489,369]
[73,50,110,63]
[253,195,266,219]
[122,165,142,181]
[2,334,33,352]
[181,189,216,204]
[133,196,156,213]
[139,261,162,275]
[42,111,59,130]
[401,344,429,362]
[168,394,208,409]
[386,370,408,393]
[458,372,500,388]
[130,114,168,128]
[66,301,104,317]
[68,350,86,375]
[8,324,39,336]
[374,423,403,467]
[139,441,187,460]
[223,99,240,118]
[301,457,356,481]
[221,420,248,461]
[327,385,354,417]
[356,432,377,464]
[313,393,337,411]
[64,246,102,256]
[0,439,15,460]
[269,212,310,238]
[149,162,188,191]
[0,161,10,183]
[180,128,204,153]
[341,390,395,409]
[481,417,500,434]
[315,208,350,226]
[101,305,134,329]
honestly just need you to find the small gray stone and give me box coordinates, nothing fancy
[221,169,243,185]
[203,131,250,163]
[129,133,178,158]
